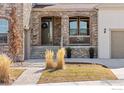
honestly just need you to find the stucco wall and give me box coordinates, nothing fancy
[23,3,32,29]
[98,8,124,58]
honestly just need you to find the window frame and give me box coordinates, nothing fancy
[69,17,90,36]
[69,17,90,45]
[69,18,78,35]
[0,18,10,45]
[79,17,89,35]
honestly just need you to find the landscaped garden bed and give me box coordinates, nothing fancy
[38,63,117,84]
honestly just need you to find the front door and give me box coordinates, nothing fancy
[41,17,53,45]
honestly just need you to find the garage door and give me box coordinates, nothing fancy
[111,31,124,58]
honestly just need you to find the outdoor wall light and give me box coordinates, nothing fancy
[104,28,106,33]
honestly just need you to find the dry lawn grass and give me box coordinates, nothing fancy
[38,64,117,84]
[10,69,25,80]
[0,69,25,85]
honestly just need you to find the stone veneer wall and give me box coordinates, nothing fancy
[0,3,24,61]
[30,9,98,58]
[53,17,61,45]
[30,46,97,58]
[31,10,98,46]
[71,46,97,58]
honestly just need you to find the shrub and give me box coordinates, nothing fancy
[89,47,95,58]
[66,47,72,58]
[56,48,66,69]
[0,54,12,84]
[45,49,55,69]
[9,7,21,62]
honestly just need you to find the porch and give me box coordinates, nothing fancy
[25,6,98,59]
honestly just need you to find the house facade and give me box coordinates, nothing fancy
[0,3,124,61]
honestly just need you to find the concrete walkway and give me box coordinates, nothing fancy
[25,58,124,69]
[111,68,124,79]
[12,67,44,85]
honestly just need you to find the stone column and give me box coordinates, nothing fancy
[24,29,31,59]
[61,15,69,46]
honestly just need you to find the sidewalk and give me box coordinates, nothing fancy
[12,67,44,85]
[111,68,124,79]
[25,58,124,69]
[39,80,124,86]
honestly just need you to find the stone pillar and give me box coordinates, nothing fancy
[61,16,69,46]
[90,11,98,46]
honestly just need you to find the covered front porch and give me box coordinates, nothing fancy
[25,5,98,59]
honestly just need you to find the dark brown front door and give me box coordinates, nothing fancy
[41,17,53,45]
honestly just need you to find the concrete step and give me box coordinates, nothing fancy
[30,46,59,59]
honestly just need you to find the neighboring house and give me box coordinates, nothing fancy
[0,3,124,61]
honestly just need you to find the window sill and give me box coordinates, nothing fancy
[0,43,8,46]
[69,44,90,46]
[69,35,90,37]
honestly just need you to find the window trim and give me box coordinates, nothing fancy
[69,16,90,45]
[0,17,10,45]
[69,17,90,36]
[79,18,89,35]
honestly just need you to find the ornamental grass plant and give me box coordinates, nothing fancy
[0,54,12,84]
[45,49,55,69]
[56,48,65,69]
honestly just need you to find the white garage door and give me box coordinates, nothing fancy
[111,31,124,58]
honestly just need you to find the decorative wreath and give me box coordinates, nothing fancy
[42,23,48,28]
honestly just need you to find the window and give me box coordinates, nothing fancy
[69,17,90,45]
[0,19,9,43]
[80,18,89,35]
[69,18,78,35]
[69,17,89,35]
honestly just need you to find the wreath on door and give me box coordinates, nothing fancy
[42,23,48,28]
